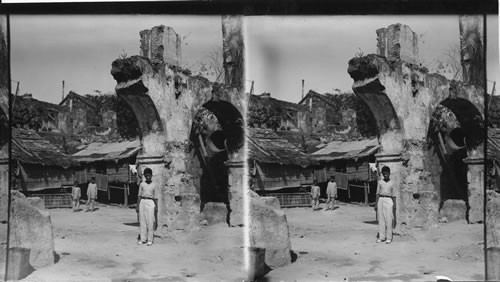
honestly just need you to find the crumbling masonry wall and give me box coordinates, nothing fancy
[0,16,8,222]
[348,23,484,230]
[111,23,245,231]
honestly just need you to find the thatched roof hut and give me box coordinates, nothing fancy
[248,128,317,192]
[12,128,79,192]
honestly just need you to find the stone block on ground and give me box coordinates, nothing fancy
[9,190,54,268]
[6,247,33,281]
[249,194,291,269]
[439,199,467,222]
[260,196,281,210]
[200,202,228,226]
[26,197,45,210]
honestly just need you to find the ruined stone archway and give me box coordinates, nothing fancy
[425,97,483,223]
[348,23,485,230]
[110,23,245,230]
[188,101,244,216]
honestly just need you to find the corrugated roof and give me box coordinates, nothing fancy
[72,139,141,162]
[311,138,380,161]
[248,128,317,167]
[12,128,78,168]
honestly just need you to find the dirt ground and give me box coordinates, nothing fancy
[17,204,246,282]
[0,200,486,282]
[261,201,485,282]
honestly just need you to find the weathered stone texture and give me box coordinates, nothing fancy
[113,24,245,232]
[140,25,181,66]
[439,199,467,222]
[200,202,228,225]
[249,191,292,268]
[467,161,484,223]
[222,16,245,90]
[9,191,54,268]
[0,17,8,224]
[377,23,419,64]
[486,190,499,248]
[227,160,244,226]
[163,192,201,231]
[260,196,281,210]
[350,23,484,229]
[459,16,484,87]
[408,191,440,228]
[26,197,45,210]
[0,163,8,222]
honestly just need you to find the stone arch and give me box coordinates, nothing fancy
[348,54,485,228]
[425,97,484,223]
[110,22,246,230]
[111,57,163,137]
[187,100,244,224]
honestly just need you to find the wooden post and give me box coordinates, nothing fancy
[364,182,369,206]
[107,184,111,202]
[124,184,128,207]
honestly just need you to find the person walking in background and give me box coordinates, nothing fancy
[137,168,159,246]
[86,177,98,212]
[311,180,321,211]
[326,176,337,211]
[375,166,395,244]
[71,180,81,212]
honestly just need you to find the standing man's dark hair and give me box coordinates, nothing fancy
[143,168,153,175]
[381,166,390,174]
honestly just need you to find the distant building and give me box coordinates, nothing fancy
[298,90,373,138]
[12,93,69,133]
[59,91,100,135]
[249,93,310,132]
[11,128,80,193]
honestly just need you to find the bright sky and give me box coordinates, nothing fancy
[10,15,499,105]
[246,15,499,102]
[11,15,223,103]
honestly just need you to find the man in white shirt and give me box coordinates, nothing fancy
[310,180,321,211]
[86,177,98,212]
[326,176,337,211]
[137,168,159,246]
[375,166,394,244]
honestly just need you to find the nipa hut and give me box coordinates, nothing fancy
[311,138,380,205]
[71,139,141,206]
[12,128,80,207]
[248,128,318,207]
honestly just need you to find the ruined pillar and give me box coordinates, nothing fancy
[222,16,245,90]
[464,156,484,223]
[459,15,484,87]
[0,15,8,223]
[376,23,419,64]
[222,16,246,227]
[140,25,182,66]
[226,160,244,226]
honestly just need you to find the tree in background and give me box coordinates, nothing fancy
[84,93,140,139]
[247,94,283,130]
[11,94,44,130]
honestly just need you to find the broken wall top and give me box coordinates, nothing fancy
[377,23,419,65]
[140,25,182,66]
